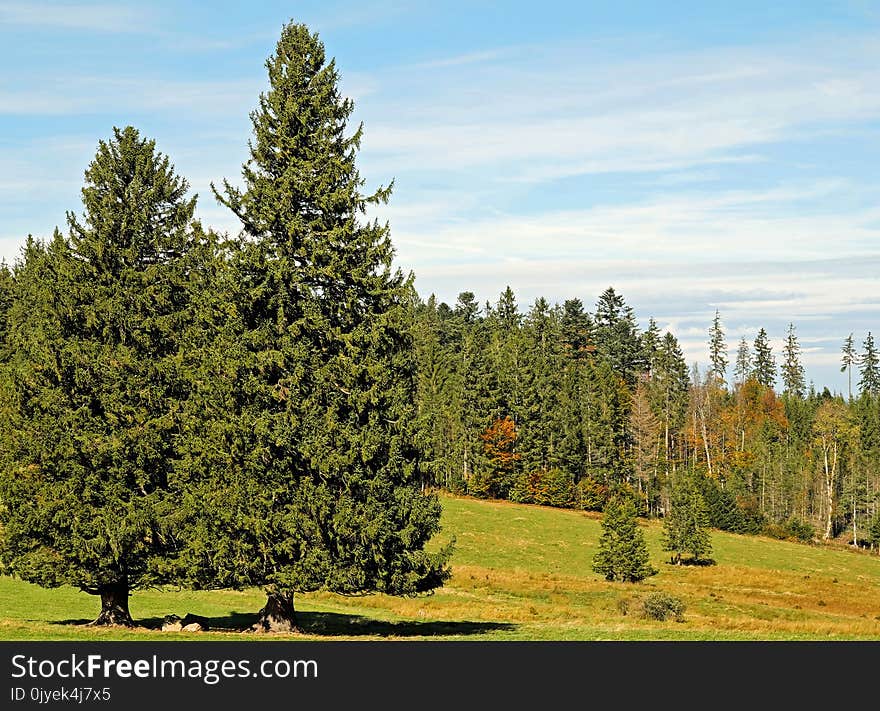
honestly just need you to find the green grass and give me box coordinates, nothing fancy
[3,493,880,640]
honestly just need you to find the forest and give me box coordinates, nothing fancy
[411,287,880,546]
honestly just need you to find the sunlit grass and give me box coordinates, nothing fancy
[2,493,879,640]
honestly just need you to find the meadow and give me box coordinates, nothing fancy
[2,494,879,641]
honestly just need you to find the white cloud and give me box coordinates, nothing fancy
[357,35,880,182]
[0,1,150,32]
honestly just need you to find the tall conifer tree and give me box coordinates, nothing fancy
[734,336,752,386]
[708,310,728,385]
[782,323,806,397]
[177,22,450,630]
[840,333,857,401]
[860,332,879,397]
[752,328,776,389]
[0,127,205,625]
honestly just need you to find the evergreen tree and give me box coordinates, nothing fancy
[178,22,450,631]
[592,493,656,582]
[518,298,565,474]
[781,323,806,397]
[859,332,879,397]
[663,475,713,563]
[560,297,593,361]
[593,287,643,385]
[649,332,690,475]
[0,261,12,353]
[734,336,751,386]
[840,333,858,401]
[413,295,456,488]
[641,317,661,375]
[752,328,776,389]
[708,310,728,385]
[0,127,207,625]
[496,286,521,331]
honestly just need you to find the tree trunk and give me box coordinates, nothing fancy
[89,582,133,626]
[251,592,300,633]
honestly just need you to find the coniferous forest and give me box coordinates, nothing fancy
[411,287,880,548]
[1,18,879,636]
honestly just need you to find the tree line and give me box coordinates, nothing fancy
[412,289,880,548]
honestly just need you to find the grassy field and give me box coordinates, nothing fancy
[3,493,880,640]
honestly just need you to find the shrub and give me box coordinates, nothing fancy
[510,469,575,508]
[576,477,609,511]
[466,469,494,499]
[764,518,815,543]
[509,471,534,504]
[642,592,686,622]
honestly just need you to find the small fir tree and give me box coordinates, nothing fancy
[592,493,656,582]
[663,475,713,564]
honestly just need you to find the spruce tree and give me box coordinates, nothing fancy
[0,261,12,352]
[752,328,776,389]
[176,22,451,631]
[649,332,690,474]
[0,127,206,625]
[734,336,751,386]
[496,286,521,331]
[859,332,879,397]
[781,323,806,397]
[708,310,728,385]
[840,333,857,401]
[561,297,593,361]
[593,287,643,385]
[592,493,656,582]
[663,475,713,564]
[518,298,565,474]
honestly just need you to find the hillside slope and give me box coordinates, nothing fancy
[2,494,879,640]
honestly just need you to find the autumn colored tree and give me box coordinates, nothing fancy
[474,416,521,498]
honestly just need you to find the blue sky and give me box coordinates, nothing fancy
[2,1,880,392]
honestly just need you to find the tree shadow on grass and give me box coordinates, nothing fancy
[665,557,717,567]
[57,611,516,638]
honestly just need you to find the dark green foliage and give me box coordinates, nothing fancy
[734,336,751,385]
[592,493,656,582]
[174,23,450,622]
[561,298,593,360]
[752,328,776,388]
[663,475,713,563]
[509,468,575,508]
[593,287,644,385]
[0,127,208,624]
[708,310,728,384]
[868,513,880,549]
[764,518,816,543]
[696,476,746,533]
[642,592,686,622]
[782,323,806,397]
[0,262,13,354]
[860,332,879,396]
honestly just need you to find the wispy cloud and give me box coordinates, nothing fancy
[0,1,152,33]
[358,35,880,182]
